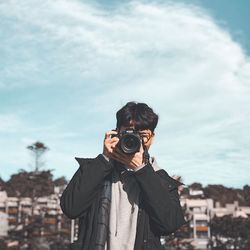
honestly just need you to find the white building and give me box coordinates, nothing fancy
[0,211,8,236]
[212,201,250,218]
[182,198,213,249]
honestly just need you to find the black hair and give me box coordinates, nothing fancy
[116,102,159,132]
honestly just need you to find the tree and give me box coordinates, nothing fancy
[189,182,203,190]
[0,239,7,250]
[0,176,6,191]
[243,185,250,206]
[203,185,246,206]
[5,170,54,197]
[210,215,250,250]
[27,141,49,172]
[54,177,67,187]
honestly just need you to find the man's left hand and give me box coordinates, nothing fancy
[110,144,144,169]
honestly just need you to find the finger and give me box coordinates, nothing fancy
[110,142,119,152]
[105,130,118,139]
[113,151,134,166]
[139,129,152,136]
[115,146,141,159]
[112,154,137,168]
[111,153,125,163]
[111,150,139,168]
[109,137,119,144]
[112,150,130,162]
[139,144,144,153]
[139,130,153,143]
[113,147,127,156]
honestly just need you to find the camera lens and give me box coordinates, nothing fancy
[120,134,141,154]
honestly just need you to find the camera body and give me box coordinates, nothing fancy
[113,128,142,154]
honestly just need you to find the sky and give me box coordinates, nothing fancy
[0,0,250,188]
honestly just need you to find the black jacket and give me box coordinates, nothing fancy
[60,154,186,250]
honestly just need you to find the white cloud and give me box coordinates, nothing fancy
[0,0,250,187]
[0,113,24,132]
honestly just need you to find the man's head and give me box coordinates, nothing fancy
[116,102,159,149]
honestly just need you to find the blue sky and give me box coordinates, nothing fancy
[0,0,250,188]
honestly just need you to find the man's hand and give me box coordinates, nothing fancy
[112,145,144,169]
[103,130,144,169]
[103,130,119,160]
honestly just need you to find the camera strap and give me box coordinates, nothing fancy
[142,142,150,165]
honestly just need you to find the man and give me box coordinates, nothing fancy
[60,102,186,250]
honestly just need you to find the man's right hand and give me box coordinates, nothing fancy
[103,130,119,160]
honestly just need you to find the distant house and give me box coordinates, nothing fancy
[189,188,204,197]
[181,198,213,249]
[0,211,8,236]
[213,201,250,218]
[0,191,9,236]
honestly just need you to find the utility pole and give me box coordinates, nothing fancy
[71,219,75,243]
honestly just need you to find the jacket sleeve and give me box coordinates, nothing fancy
[134,163,186,235]
[60,154,113,219]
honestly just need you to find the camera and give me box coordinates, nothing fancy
[113,128,141,154]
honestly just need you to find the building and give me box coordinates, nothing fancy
[212,201,250,218]
[181,198,213,249]
[0,211,8,236]
[0,189,66,238]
